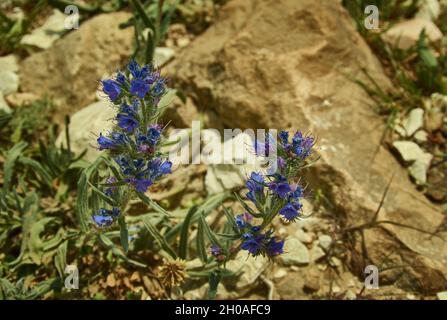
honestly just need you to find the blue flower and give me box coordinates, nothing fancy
[235,214,246,229]
[130,78,150,98]
[279,203,302,221]
[153,79,166,96]
[241,235,264,255]
[92,215,114,228]
[266,237,284,256]
[97,133,117,150]
[116,72,126,84]
[117,113,139,132]
[268,181,291,199]
[102,79,121,101]
[246,172,264,192]
[133,178,153,193]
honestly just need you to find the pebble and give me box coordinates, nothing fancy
[318,234,332,250]
[280,238,310,266]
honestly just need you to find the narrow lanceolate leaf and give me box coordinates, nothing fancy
[137,191,170,216]
[143,217,177,259]
[178,205,199,260]
[118,216,129,252]
[196,218,208,263]
[234,193,262,218]
[18,157,53,188]
[76,157,104,232]
[199,214,225,251]
[98,233,146,268]
[208,272,221,300]
[87,180,118,207]
[54,240,68,279]
[131,0,156,31]
[3,142,27,191]
[223,207,239,233]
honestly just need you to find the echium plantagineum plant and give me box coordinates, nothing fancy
[208,131,316,264]
[91,60,172,229]
[88,59,317,296]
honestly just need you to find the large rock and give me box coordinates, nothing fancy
[167,0,447,293]
[20,12,133,123]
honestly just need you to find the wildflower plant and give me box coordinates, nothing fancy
[79,59,318,298]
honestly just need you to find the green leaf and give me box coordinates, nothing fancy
[137,191,170,216]
[199,214,225,251]
[18,157,53,188]
[196,218,208,263]
[97,233,146,268]
[118,215,129,252]
[131,0,156,31]
[54,240,68,279]
[143,217,177,259]
[3,142,27,191]
[178,205,198,259]
[76,157,104,232]
[208,271,221,299]
[87,180,118,207]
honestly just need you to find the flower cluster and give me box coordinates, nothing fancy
[236,130,315,258]
[92,61,172,228]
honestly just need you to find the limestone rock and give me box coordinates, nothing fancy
[318,234,332,251]
[280,238,310,266]
[0,71,19,95]
[20,9,66,49]
[55,100,114,162]
[0,54,19,73]
[402,108,424,136]
[393,141,426,163]
[226,250,269,291]
[20,12,133,123]
[167,0,447,293]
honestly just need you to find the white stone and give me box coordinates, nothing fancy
[409,152,433,184]
[318,234,332,250]
[0,54,19,73]
[226,251,269,290]
[21,9,66,49]
[280,238,310,266]
[273,268,288,279]
[416,0,441,21]
[437,291,447,300]
[294,229,313,244]
[382,18,443,50]
[402,108,424,136]
[310,244,326,262]
[393,141,426,163]
[414,130,428,143]
[154,47,175,67]
[56,100,114,162]
[0,71,19,95]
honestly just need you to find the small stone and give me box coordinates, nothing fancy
[0,92,11,114]
[382,18,443,50]
[280,238,310,266]
[20,9,66,49]
[392,141,426,163]
[5,92,39,107]
[226,251,269,290]
[310,244,326,262]
[437,291,447,300]
[318,234,332,250]
[414,130,428,143]
[402,108,424,136]
[0,71,19,95]
[425,108,444,132]
[431,93,447,110]
[409,152,432,184]
[295,229,313,244]
[273,268,288,280]
[177,37,190,48]
[416,0,441,21]
[344,290,357,300]
[303,277,320,293]
[154,47,175,67]
[0,55,19,73]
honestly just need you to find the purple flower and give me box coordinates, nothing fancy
[266,238,284,256]
[102,79,121,101]
[130,78,150,98]
[279,203,301,221]
[117,113,139,132]
[241,235,264,255]
[235,214,246,229]
[246,172,264,192]
[133,179,153,193]
[92,215,114,228]
[97,133,117,150]
[268,181,291,199]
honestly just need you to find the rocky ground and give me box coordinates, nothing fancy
[1,0,447,300]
